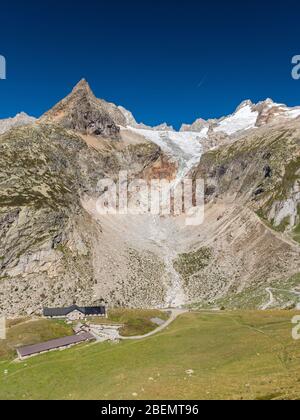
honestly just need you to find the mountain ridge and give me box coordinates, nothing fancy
[1,79,300,139]
[1,80,300,315]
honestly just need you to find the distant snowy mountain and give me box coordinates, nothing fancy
[214,101,258,135]
[77,92,300,144]
[180,99,300,136]
[122,98,300,183]
[0,112,36,135]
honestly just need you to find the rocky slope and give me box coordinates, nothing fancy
[0,80,300,315]
[187,120,300,308]
[0,122,175,315]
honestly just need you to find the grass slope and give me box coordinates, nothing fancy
[77,309,170,337]
[0,319,73,361]
[108,309,170,337]
[1,311,300,400]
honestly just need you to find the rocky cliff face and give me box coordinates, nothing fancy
[194,120,300,229]
[1,81,300,315]
[40,79,126,139]
[185,120,300,308]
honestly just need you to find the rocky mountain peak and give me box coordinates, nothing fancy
[180,118,208,133]
[40,79,127,138]
[235,99,254,112]
[72,78,92,93]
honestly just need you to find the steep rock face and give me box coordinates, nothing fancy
[176,204,300,308]
[40,79,127,138]
[193,120,300,224]
[118,106,138,127]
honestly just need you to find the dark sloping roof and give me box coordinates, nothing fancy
[78,306,106,316]
[17,332,94,358]
[43,305,105,317]
[43,305,78,317]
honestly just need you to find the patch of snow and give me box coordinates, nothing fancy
[270,193,300,228]
[285,108,300,119]
[0,112,36,135]
[214,105,258,135]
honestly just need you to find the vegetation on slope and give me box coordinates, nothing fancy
[173,248,212,284]
[0,311,300,400]
[88,308,170,337]
[108,308,170,337]
[195,124,300,232]
[0,319,73,361]
[191,272,300,311]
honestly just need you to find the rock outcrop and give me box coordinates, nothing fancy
[180,118,208,133]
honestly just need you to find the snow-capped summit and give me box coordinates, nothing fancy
[214,101,258,135]
[0,112,36,135]
[254,99,300,127]
[180,98,300,137]
[235,99,254,111]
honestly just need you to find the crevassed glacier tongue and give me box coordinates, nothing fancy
[128,127,206,184]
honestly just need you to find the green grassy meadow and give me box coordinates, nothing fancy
[0,311,300,400]
[0,319,73,361]
[107,308,170,336]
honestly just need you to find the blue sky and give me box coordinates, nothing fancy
[0,0,300,129]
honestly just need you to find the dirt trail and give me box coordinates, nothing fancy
[261,288,275,310]
[261,286,300,310]
[252,210,300,251]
